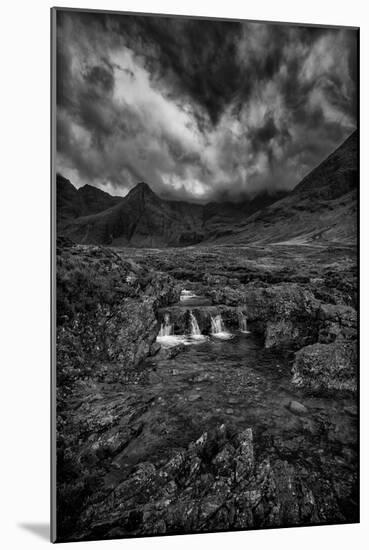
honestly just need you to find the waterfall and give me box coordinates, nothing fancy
[157,310,207,347]
[189,310,201,336]
[211,314,225,334]
[159,312,173,337]
[180,289,197,301]
[210,314,233,340]
[239,312,250,334]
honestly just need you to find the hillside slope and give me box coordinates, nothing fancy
[210,130,358,246]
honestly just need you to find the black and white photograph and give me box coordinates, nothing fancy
[52,7,358,543]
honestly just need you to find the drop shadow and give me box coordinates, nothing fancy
[18,523,49,541]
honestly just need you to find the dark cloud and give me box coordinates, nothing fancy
[251,117,280,148]
[83,64,115,93]
[55,10,358,202]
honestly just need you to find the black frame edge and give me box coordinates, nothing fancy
[50,6,57,544]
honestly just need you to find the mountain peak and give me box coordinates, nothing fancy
[56,173,75,188]
[79,184,96,191]
[128,181,157,199]
[78,183,109,197]
[134,181,153,192]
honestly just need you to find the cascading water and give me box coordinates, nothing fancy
[210,314,233,340]
[157,310,207,348]
[157,313,184,348]
[180,289,197,301]
[211,314,224,334]
[189,310,202,336]
[159,312,173,337]
[239,312,250,334]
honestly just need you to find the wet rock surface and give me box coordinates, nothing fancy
[318,304,357,344]
[56,244,180,386]
[288,400,309,415]
[292,341,357,393]
[67,416,357,541]
[75,424,342,539]
[56,241,358,541]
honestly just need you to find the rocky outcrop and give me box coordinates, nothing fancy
[289,304,357,394]
[57,244,180,386]
[246,285,320,347]
[65,422,355,541]
[208,282,357,394]
[318,304,357,344]
[208,286,248,306]
[56,242,180,537]
[210,284,320,350]
[292,341,357,393]
[209,283,357,366]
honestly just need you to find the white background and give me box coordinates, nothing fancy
[1,0,367,548]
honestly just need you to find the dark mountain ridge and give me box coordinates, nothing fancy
[57,176,285,246]
[56,174,123,226]
[57,130,357,247]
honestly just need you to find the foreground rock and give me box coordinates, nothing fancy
[56,242,180,536]
[68,424,355,541]
[292,341,357,393]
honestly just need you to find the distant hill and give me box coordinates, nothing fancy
[57,130,357,247]
[210,130,358,246]
[56,174,123,227]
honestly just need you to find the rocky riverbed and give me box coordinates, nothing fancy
[56,240,358,541]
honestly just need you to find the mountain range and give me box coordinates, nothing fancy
[57,130,357,247]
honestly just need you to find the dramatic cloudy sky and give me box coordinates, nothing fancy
[56,10,357,202]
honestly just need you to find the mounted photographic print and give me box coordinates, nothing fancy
[51,7,359,543]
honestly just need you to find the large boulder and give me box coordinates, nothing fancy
[208,282,357,353]
[292,341,357,393]
[318,304,357,344]
[208,286,247,307]
[224,284,319,349]
[56,243,180,385]
[245,283,319,323]
[57,298,160,385]
[166,283,356,351]
[104,298,158,365]
[264,319,301,349]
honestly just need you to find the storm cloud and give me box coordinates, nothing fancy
[55,10,358,202]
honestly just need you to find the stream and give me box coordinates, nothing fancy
[104,307,357,499]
